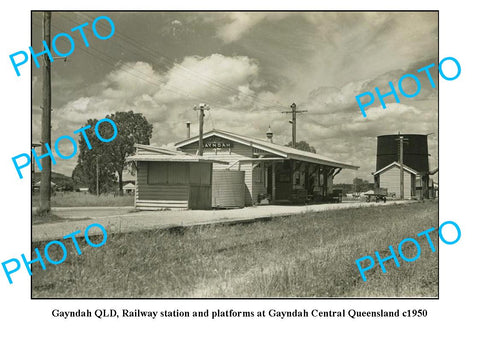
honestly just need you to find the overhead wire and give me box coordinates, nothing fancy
[33,13,294,128]
[69,12,287,111]
[32,19,231,109]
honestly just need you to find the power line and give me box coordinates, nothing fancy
[33,19,223,107]
[32,21,229,108]
[209,109,216,129]
[64,13,286,111]
[33,15,289,132]
[34,14,289,114]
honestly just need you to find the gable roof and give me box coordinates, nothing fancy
[123,183,135,189]
[373,162,418,176]
[126,153,229,164]
[133,143,184,155]
[175,129,359,170]
[127,143,229,164]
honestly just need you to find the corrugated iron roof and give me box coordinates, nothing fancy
[126,154,229,164]
[133,143,185,155]
[175,129,359,170]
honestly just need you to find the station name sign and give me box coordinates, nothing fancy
[204,139,233,149]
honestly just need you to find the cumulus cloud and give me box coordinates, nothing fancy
[206,12,290,43]
[154,54,260,105]
[34,54,275,175]
[32,12,438,182]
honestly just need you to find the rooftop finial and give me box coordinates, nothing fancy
[266,125,273,143]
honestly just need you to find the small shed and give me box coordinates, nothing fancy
[373,162,417,199]
[123,182,135,194]
[126,145,228,210]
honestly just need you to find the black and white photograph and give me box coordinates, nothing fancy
[4,0,480,338]
[29,11,440,298]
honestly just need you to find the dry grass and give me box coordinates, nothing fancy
[32,201,438,298]
[32,211,90,225]
[32,191,134,207]
[32,211,67,225]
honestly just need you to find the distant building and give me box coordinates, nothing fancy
[123,182,135,194]
[373,162,417,199]
[33,181,56,192]
[375,133,437,199]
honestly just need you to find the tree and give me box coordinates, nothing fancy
[74,111,153,195]
[285,140,316,153]
[73,122,117,194]
[353,177,371,193]
[105,111,153,195]
[72,157,116,194]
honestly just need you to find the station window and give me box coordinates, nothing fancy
[147,163,188,184]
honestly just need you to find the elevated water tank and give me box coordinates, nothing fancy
[376,134,429,173]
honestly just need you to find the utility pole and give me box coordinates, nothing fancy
[31,143,41,193]
[282,103,307,148]
[39,11,52,214]
[193,104,209,156]
[399,135,404,200]
[396,132,409,200]
[96,156,99,196]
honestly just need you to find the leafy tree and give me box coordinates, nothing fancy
[72,158,116,194]
[105,111,152,195]
[353,177,371,192]
[74,111,153,195]
[285,140,316,153]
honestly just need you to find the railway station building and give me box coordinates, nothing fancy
[128,128,359,210]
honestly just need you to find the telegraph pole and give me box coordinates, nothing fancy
[96,156,100,196]
[39,11,52,214]
[399,135,404,200]
[31,143,41,193]
[193,104,209,156]
[396,133,409,200]
[282,103,307,148]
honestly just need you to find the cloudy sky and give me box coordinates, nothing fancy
[31,11,438,183]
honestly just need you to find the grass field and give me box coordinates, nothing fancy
[32,201,438,298]
[32,191,134,207]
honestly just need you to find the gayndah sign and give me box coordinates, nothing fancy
[204,138,233,149]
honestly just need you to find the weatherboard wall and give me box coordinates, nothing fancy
[136,161,212,210]
[135,161,189,209]
[377,166,416,199]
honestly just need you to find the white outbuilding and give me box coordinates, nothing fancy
[373,162,418,199]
